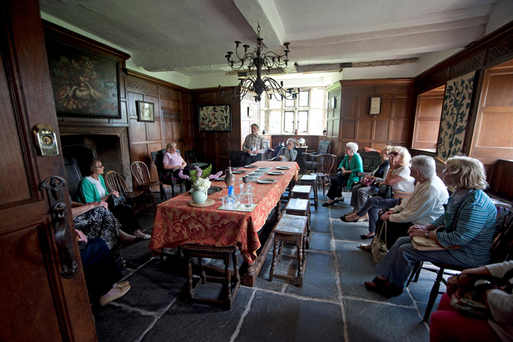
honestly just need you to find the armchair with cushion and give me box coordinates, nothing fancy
[303,139,330,173]
[151,149,184,198]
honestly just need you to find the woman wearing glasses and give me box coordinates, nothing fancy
[78,158,150,240]
[342,146,415,239]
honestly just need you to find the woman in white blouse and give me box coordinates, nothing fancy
[342,146,415,239]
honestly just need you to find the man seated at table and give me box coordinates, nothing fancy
[242,123,266,165]
[163,141,191,190]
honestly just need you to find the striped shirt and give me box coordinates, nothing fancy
[432,189,497,267]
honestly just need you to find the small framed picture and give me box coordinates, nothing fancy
[137,101,155,122]
[370,97,381,115]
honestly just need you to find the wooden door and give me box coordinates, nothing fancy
[0,0,96,341]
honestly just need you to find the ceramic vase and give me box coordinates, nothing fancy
[191,187,208,204]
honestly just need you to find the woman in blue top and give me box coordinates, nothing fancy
[323,142,363,206]
[364,156,497,298]
[78,158,150,240]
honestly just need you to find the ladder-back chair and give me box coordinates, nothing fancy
[130,161,160,208]
[311,154,336,197]
[105,171,148,213]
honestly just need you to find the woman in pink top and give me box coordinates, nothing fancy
[163,142,191,190]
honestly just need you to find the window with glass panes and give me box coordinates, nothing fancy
[263,87,326,135]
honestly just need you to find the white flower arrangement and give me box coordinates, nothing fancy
[194,177,211,191]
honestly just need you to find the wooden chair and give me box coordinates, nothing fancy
[105,171,148,213]
[229,151,246,168]
[130,161,159,208]
[303,139,330,173]
[151,149,184,198]
[184,150,209,169]
[407,204,513,322]
[311,154,336,197]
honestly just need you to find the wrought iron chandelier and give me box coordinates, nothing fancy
[220,24,298,102]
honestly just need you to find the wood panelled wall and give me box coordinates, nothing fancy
[125,71,191,169]
[331,79,414,161]
[191,89,241,173]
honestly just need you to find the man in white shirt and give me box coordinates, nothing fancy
[361,155,449,250]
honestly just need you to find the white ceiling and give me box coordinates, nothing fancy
[39,0,510,88]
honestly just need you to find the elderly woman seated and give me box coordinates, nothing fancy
[274,138,297,161]
[342,146,415,239]
[348,146,392,215]
[78,158,150,240]
[323,142,363,207]
[364,156,497,298]
[162,141,191,190]
[359,155,449,251]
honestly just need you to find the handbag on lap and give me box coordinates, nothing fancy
[107,193,127,207]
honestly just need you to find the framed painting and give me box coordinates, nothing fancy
[198,104,231,132]
[46,39,121,119]
[137,101,155,122]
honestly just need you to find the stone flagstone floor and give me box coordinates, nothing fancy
[92,189,443,342]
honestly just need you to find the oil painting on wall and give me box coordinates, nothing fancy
[46,39,120,118]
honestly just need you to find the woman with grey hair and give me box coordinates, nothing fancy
[275,138,297,161]
[364,156,496,298]
[323,142,363,206]
[359,155,449,251]
[342,146,415,239]
[347,146,392,215]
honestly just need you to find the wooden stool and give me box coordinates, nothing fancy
[291,185,312,206]
[299,174,318,210]
[269,214,308,287]
[284,198,311,248]
[180,244,240,309]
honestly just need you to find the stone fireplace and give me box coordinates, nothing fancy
[59,125,133,189]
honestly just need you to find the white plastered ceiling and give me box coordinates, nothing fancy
[39,0,513,89]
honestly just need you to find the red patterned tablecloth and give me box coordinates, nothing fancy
[149,161,298,263]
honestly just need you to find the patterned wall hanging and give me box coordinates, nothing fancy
[437,71,476,160]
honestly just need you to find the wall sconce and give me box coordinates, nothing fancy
[369,97,381,115]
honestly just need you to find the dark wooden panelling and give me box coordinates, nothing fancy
[191,88,242,172]
[336,79,414,155]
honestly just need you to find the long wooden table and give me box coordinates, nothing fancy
[149,161,298,286]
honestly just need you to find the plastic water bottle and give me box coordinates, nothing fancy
[222,186,238,209]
